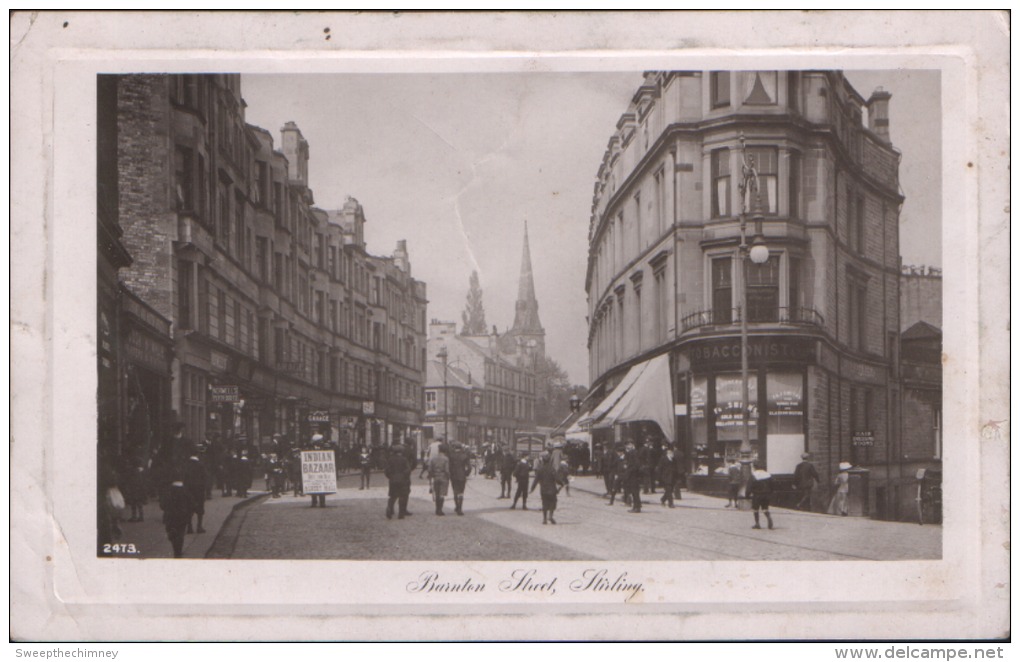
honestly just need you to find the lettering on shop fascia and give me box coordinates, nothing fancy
[688,337,816,368]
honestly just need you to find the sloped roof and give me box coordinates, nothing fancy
[902,320,942,341]
[425,360,473,389]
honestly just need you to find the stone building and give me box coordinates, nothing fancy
[583,70,914,517]
[105,73,427,459]
[425,320,536,447]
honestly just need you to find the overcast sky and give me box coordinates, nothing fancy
[242,70,941,385]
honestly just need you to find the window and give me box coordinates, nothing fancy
[788,72,800,113]
[255,161,268,206]
[746,255,780,322]
[787,256,802,320]
[654,267,668,343]
[256,237,268,282]
[217,290,226,341]
[710,71,730,108]
[634,192,642,249]
[788,151,801,218]
[181,369,206,443]
[711,257,733,324]
[743,71,778,105]
[174,147,194,211]
[848,277,867,350]
[745,147,778,214]
[654,167,666,235]
[711,149,731,218]
[178,261,194,329]
[217,181,231,246]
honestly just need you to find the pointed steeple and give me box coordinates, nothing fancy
[511,221,545,336]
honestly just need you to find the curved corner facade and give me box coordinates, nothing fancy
[586,71,917,518]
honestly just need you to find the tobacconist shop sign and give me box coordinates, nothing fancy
[688,336,816,370]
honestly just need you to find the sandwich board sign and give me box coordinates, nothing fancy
[300,450,337,494]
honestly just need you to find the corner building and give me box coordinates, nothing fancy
[108,74,427,456]
[585,71,907,516]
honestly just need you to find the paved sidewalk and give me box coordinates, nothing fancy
[106,470,384,559]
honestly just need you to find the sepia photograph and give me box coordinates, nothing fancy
[97,67,943,563]
[10,10,1009,644]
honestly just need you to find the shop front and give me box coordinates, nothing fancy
[676,335,815,485]
[119,287,173,467]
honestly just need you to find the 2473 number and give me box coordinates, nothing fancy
[102,543,139,555]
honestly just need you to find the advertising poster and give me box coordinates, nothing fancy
[300,450,337,495]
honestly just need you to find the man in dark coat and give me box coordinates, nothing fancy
[510,455,531,510]
[164,479,193,558]
[182,454,207,533]
[235,452,253,498]
[656,446,681,508]
[793,453,820,511]
[498,448,515,499]
[529,452,564,525]
[447,442,471,516]
[623,443,643,513]
[601,445,616,497]
[607,447,626,506]
[384,444,413,519]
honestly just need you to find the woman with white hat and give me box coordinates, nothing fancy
[828,461,853,516]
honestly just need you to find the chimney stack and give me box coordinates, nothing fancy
[867,87,892,144]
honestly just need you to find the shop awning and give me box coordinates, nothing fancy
[592,354,674,443]
[564,420,591,447]
[575,360,651,428]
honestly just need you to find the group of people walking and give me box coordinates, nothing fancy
[599,441,685,513]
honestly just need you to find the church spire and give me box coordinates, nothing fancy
[511,221,544,336]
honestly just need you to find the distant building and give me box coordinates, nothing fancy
[425,320,536,447]
[104,74,428,462]
[900,265,942,332]
[583,70,916,517]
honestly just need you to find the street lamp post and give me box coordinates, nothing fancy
[737,133,770,506]
[437,346,449,441]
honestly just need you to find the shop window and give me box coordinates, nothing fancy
[711,149,731,218]
[744,147,778,214]
[746,255,780,322]
[711,257,733,324]
[710,71,730,108]
[743,71,778,105]
[766,372,803,435]
[715,373,758,461]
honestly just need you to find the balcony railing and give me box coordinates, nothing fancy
[681,306,825,333]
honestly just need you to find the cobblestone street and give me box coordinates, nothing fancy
[206,470,942,561]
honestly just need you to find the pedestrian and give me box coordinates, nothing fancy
[358,446,372,490]
[447,442,471,516]
[637,439,653,495]
[623,443,643,513]
[121,462,148,522]
[749,467,774,530]
[182,454,207,534]
[268,454,285,498]
[557,458,571,497]
[236,451,253,498]
[828,461,852,516]
[427,443,451,516]
[498,447,515,499]
[164,479,192,558]
[607,447,626,506]
[289,449,304,497]
[725,459,741,508]
[601,445,615,497]
[656,446,680,508]
[793,452,820,511]
[529,452,564,525]
[510,454,531,510]
[309,434,328,508]
[384,444,413,519]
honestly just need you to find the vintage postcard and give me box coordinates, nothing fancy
[9,10,1010,642]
